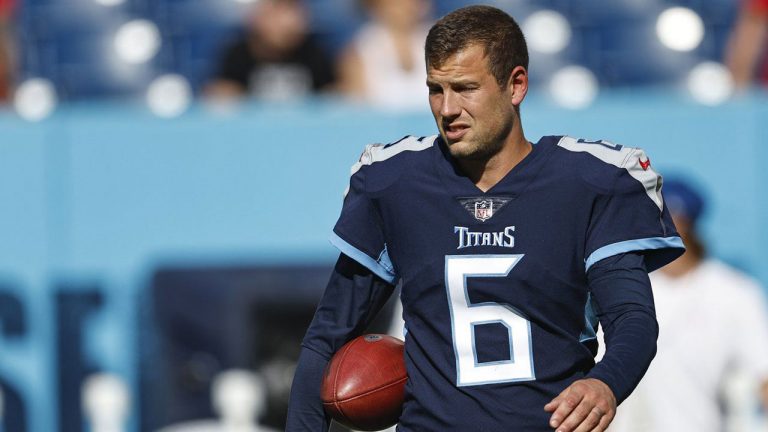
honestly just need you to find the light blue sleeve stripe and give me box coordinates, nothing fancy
[585,236,685,271]
[579,293,599,343]
[329,232,397,284]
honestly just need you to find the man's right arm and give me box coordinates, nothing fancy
[285,253,396,431]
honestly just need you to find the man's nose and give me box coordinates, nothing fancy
[440,91,461,118]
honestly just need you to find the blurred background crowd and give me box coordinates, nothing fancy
[1,0,768,431]
[0,0,766,115]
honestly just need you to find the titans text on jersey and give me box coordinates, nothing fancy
[454,226,516,249]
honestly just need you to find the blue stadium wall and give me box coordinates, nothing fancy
[0,92,767,431]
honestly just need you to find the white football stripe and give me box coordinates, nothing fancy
[557,136,663,211]
[344,135,437,197]
[350,135,437,176]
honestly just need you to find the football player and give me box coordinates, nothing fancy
[287,5,684,432]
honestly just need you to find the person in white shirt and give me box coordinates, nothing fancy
[608,177,768,432]
[336,0,432,111]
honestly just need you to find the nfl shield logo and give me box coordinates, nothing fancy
[474,200,493,221]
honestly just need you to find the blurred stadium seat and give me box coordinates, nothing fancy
[14,0,742,101]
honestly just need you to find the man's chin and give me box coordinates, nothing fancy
[446,141,480,160]
[447,141,500,162]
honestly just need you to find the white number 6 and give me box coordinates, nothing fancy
[445,255,535,386]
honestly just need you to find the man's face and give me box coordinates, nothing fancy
[427,44,518,160]
[671,213,693,248]
[369,0,430,31]
[253,1,307,51]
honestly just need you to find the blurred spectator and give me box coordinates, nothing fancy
[608,177,768,432]
[156,370,279,432]
[205,0,336,102]
[82,373,131,432]
[0,0,15,103]
[725,0,768,89]
[337,0,432,111]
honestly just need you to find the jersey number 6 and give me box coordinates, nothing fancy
[445,255,535,386]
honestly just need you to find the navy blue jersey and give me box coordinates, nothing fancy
[330,135,683,431]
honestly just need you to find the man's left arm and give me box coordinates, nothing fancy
[545,252,658,432]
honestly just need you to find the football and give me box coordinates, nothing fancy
[321,334,407,431]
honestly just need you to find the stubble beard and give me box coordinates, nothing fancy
[448,139,502,162]
[444,123,510,162]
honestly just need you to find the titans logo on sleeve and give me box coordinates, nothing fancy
[330,135,684,431]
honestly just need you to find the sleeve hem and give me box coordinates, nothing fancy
[583,371,622,403]
[585,236,684,271]
[329,232,397,284]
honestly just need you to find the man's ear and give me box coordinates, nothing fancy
[508,66,528,106]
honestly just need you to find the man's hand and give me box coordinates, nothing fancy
[544,378,616,432]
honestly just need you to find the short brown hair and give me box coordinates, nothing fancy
[425,5,529,86]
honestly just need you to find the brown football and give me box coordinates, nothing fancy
[321,334,407,431]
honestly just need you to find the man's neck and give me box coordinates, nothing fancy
[458,134,532,193]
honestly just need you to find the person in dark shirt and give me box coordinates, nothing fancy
[205,0,335,101]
